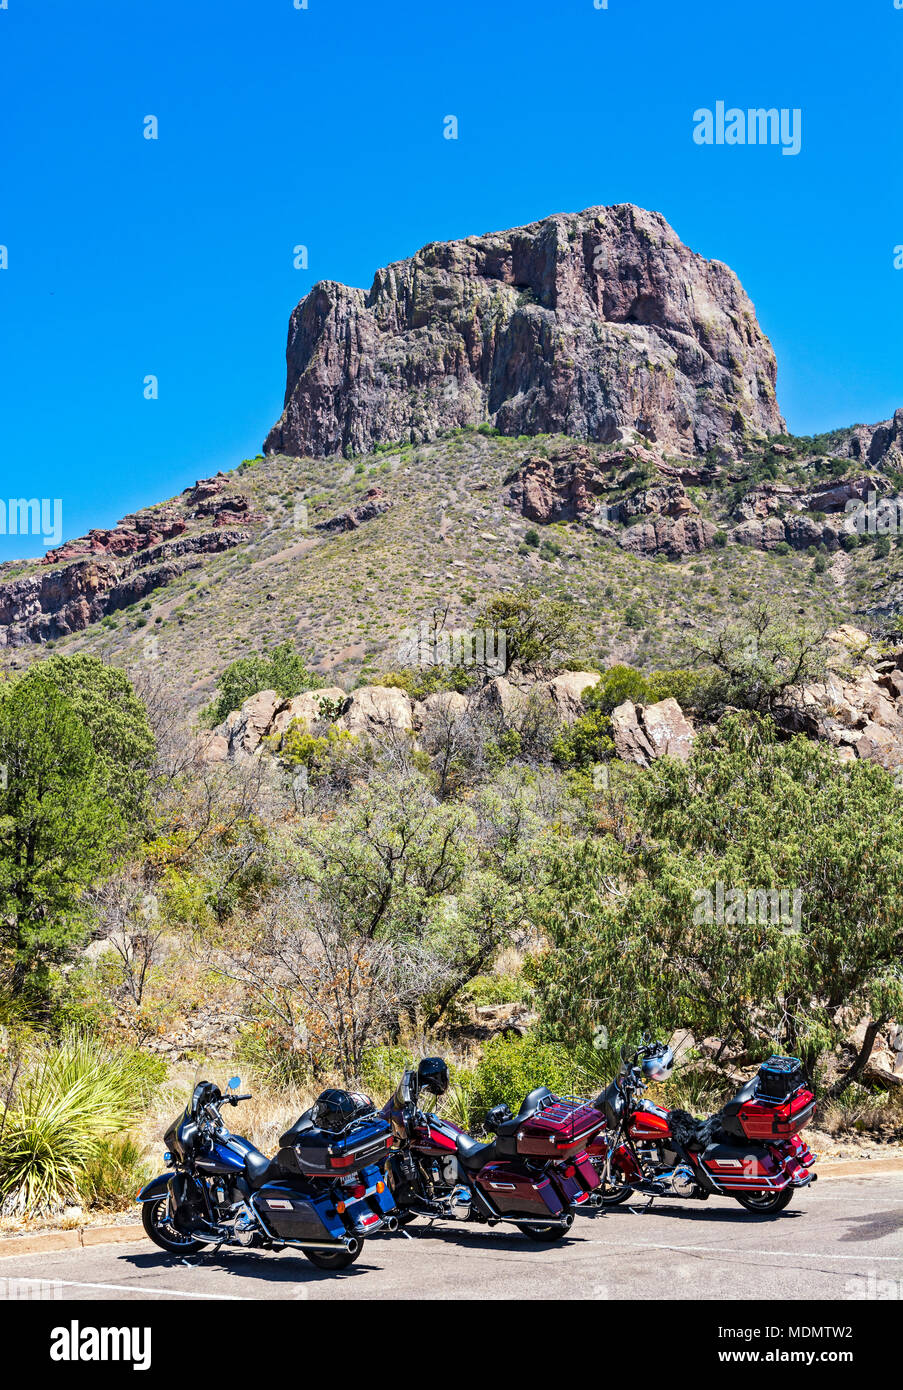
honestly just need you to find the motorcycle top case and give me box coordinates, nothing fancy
[736,1087,816,1140]
[276,1114,393,1178]
[251,1182,348,1242]
[513,1099,605,1158]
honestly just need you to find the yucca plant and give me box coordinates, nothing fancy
[0,1030,161,1215]
[80,1135,150,1211]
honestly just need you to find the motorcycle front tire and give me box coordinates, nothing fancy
[141,1197,209,1255]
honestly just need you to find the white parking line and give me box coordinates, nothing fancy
[586,1240,903,1261]
[1,1277,244,1300]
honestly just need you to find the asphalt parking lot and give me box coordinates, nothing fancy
[1,1171,900,1301]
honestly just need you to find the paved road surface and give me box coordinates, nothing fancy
[1,1174,900,1301]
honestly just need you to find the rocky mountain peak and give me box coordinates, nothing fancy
[265,203,785,460]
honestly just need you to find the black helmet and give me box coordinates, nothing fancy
[311,1089,374,1134]
[417,1057,449,1097]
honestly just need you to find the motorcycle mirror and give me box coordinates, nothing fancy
[227,1076,241,1091]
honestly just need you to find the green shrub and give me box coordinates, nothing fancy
[464,1036,615,1133]
[202,641,322,726]
[80,1134,150,1211]
[0,1031,162,1215]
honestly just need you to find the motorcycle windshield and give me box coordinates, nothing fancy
[393,1070,418,1108]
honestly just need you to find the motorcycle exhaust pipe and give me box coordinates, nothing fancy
[384,1216,399,1233]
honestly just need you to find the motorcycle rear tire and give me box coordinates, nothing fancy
[141,1197,209,1254]
[302,1245,362,1270]
[734,1187,794,1215]
[515,1223,569,1242]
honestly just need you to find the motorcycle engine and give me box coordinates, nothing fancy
[447,1185,472,1221]
[233,1202,259,1247]
[667,1165,698,1198]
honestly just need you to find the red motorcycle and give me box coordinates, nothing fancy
[585,1041,817,1215]
[381,1057,605,1241]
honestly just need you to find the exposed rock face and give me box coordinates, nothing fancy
[619,515,716,559]
[0,530,248,646]
[315,487,393,533]
[790,625,903,771]
[265,204,784,460]
[42,473,259,566]
[504,443,713,557]
[335,685,415,737]
[215,684,417,760]
[43,510,187,564]
[612,698,696,767]
[546,672,601,724]
[832,408,903,472]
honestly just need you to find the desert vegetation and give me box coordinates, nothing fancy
[2,579,902,1226]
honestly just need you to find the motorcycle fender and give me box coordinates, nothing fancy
[136,1173,173,1203]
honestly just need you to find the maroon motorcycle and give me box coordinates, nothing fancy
[381,1057,605,1241]
[585,1040,818,1215]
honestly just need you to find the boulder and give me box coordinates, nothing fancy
[544,671,601,725]
[611,701,656,766]
[641,697,696,761]
[270,686,348,739]
[335,685,415,737]
[611,697,695,767]
[419,690,470,722]
[221,689,284,759]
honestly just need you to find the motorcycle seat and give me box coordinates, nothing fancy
[495,1086,554,1137]
[455,1134,497,1172]
[243,1147,283,1190]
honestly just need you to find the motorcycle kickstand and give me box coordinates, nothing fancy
[627,1195,656,1214]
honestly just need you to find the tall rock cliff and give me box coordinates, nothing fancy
[265,204,785,460]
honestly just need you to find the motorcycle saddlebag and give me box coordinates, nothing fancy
[755,1056,805,1101]
[276,1115,393,1178]
[252,1182,347,1242]
[550,1152,601,1209]
[477,1162,567,1218]
[699,1141,789,1192]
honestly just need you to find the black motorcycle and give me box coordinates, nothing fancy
[137,1077,398,1270]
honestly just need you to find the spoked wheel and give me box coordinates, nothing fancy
[734,1187,794,1215]
[302,1244,362,1270]
[141,1197,209,1255]
[515,1220,571,1243]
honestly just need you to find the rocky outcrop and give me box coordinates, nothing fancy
[612,698,696,767]
[42,473,259,567]
[0,530,248,646]
[335,685,415,737]
[315,487,393,533]
[545,672,602,724]
[504,444,713,557]
[787,625,903,771]
[211,671,605,762]
[619,515,716,559]
[830,408,903,473]
[43,509,188,564]
[265,204,784,460]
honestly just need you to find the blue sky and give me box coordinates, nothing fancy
[1,0,901,560]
